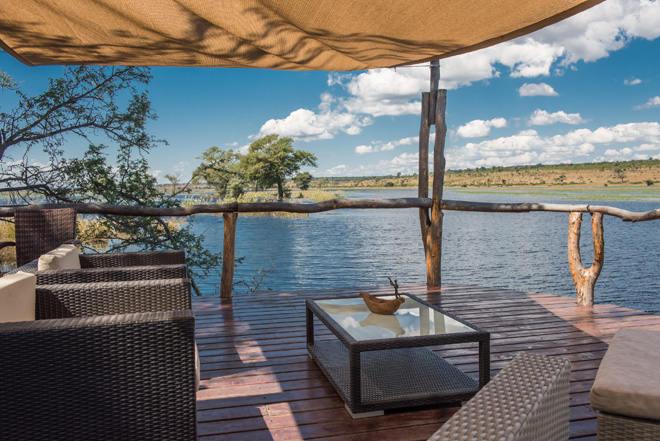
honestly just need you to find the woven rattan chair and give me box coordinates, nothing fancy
[428,352,571,441]
[12,248,187,279]
[34,263,189,284]
[0,207,77,267]
[0,278,197,440]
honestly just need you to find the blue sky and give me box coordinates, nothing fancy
[1,0,660,182]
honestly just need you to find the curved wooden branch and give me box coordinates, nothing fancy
[0,198,433,217]
[0,199,659,223]
[442,200,660,222]
[568,212,604,306]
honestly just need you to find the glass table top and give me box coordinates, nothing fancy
[314,295,476,341]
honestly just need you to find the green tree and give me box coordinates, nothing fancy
[192,146,246,198]
[293,171,313,190]
[0,66,160,162]
[242,135,317,200]
[0,66,221,282]
[163,172,181,195]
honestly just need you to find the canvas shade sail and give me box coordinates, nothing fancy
[1,0,603,71]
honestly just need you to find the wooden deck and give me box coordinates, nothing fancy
[192,284,660,440]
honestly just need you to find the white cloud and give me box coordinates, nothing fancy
[519,83,558,96]
[456,118,507,138]
[224,142,239,147]
[596,147,653,161]
[447,122,660,169]
[258,108,372,141]
[624,78,642,85]
[320,152,422,177]
[529,110,585,126]
[634,96,660,110]
[237,143,251,154]
[354,136,418,154]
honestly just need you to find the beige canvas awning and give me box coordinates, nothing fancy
[0,0,603,71]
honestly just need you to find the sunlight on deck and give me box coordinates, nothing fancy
[193,284,660,440]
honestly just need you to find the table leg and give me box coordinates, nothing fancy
[306,305,314,357]
[349,347,361,412]
[479,339,491,388]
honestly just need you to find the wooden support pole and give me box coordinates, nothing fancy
[568,212,604,306]
[426,89,447,286]
[220,212,238,299]
[418,92,431,252]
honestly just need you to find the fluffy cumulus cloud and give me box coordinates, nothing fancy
[634,96,660,110]
[529,110,585,126]
[456,118,507,138]
[519,83,558,97]
[257,0,660,148]
[447,122,660,169]
[354,136,417,154]
[320,152,423,177]
[258,108,372,142]
[624,78,642,85]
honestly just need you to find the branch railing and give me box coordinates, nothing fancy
[1,198,658,304]
[1,199,660,221]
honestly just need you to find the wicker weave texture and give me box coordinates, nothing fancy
[13,208,77,267]
[35,264,188,284]
[428,352,571,441]
[306,295,490,414]
[311,340,478,406]
[80,250,186,267]
[36,278,192,318]
[0,310,197,440]
[598,412,660,440]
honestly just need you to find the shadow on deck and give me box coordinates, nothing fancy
[192,284,660,441]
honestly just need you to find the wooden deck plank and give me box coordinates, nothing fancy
[193,284,660,440]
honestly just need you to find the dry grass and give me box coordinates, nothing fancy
[0,216,184,267]
[0,220,16,267]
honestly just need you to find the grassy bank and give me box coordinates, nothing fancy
[181,189,344,217]
[310,159,660,189]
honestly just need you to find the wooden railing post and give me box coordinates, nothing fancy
[419,60,447,287]
[418,92,431,256]
[221,212,238,299]
[425,89,447,286]
[568,212,604,306]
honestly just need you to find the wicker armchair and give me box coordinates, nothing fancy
[0,207,77,267]
[34,263,188,284]
[428,352,571,441]
[12,249,188,282]
[0,278,197,440]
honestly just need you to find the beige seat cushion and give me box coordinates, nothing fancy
[591,328,660,420]
[0,271,37,323]
[38,244,81,271]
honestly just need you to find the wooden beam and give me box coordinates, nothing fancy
[418,93,431,253]
[568,212,604,306]
[0,198,433,217]
[221,212,238,299]
[426,90,447,286]
[2,200,660,222]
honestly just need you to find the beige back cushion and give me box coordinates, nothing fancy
[38,244,81,271]
[0,271,37,323]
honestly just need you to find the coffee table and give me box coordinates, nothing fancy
[306,293,490,418]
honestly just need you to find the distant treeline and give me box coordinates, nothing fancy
[309,159,660,188]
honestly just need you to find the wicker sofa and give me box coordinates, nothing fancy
[12,249,188,284]
[0,277,197,440]
[428,352,571,441]
[590,328,660,441]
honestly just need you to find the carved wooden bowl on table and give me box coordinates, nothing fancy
[359,292,405,315]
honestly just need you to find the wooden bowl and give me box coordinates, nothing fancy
[359,292,405,315]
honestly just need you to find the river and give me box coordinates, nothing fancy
[190,188,660,314]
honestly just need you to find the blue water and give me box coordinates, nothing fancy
[191,188,660,314]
